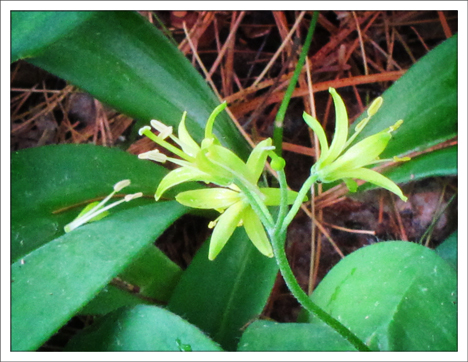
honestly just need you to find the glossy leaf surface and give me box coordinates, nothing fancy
[11,202,186,351]
[306,241,457,351]
[66,305,223,351]
[237,320,356,351]
[78,284,153,316]
[358,146,457,193]
[11,11,250,158]
[168,228,279,351]
[435,231,457,271]
[11,144,189,262]
[351,34,457,158]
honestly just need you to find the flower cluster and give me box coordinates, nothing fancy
[303,88,409,201]
[138,103,298,260]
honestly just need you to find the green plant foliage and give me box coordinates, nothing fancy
[11,11,96,62]
[65,305,223,351]
[435,231,457,271]
[351,34,457,159]
[11,202,187,351]
[305,241,457,351]
[11,144,178,262]
[10,10,458,354]
[78,284,153,316]
[11,11,250,159]
[78,244,183,316]
[237,320,356,351]
[358,146,457,193]
[168,228,279,351]
[118,243,183,301]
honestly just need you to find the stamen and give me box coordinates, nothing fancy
[151,120,173,139]
[367,97,383,117]
[354,117,370,133]
[140,125,194,162]
[125,192,143,201]
[114,179,131,192]
[138,126,151,136]
[389,120,404,132]
[208,220,217,229]
[64,191,143,233]
[393,156,411,162]
[344,116,371,150]
[138,150,168,163]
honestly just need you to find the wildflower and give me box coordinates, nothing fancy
[176,184,297,260]
[138,105,300,259]
[138,103,237,199]
[64,180,142,232]
[303,87,410,201]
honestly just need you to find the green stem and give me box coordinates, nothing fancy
[281,172,317,233]
[273,11,319,155]
[269,229,371,351]
[235,179,275,230]
[275,169,289,230]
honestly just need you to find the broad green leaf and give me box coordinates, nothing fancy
[80,243,183,316]
[435,230,457,271]
[65,305,223,351]
[118,243,182,301]
[11,202,187,351]
[305,241,457,351]
[78,284,153,316]
[351,34,457,158]
[11,12,96,62]
[11,144,193,262]
[237,320,356,351]
[358,145,457,193]
[351,34,458,180]
[11,11,250,159]
[168,228,278,351]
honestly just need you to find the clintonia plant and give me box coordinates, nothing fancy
[67,87,409,351]
[135,87,409,351]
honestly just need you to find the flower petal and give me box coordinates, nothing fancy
[199,144,255,186]
[336,167,407,201]
[320,88,349,167]
[343,178,358,192]
[175,188,240,209]
[156,166,228,200]
[320,130,392,181]
[242,206,273,258]
[209,201,246,260]
[246,138,273,183]
[302,112,329,156]
[204,102,227,141]
[260,188,304,205]
[177,112,201,157]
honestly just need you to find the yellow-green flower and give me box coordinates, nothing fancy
[303,87,410,201]
[138,104,300,259]
[138,104,233,198]
[176,186,296,260]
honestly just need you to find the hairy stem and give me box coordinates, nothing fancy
[281,172,318,232]
[269,228,371,351]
